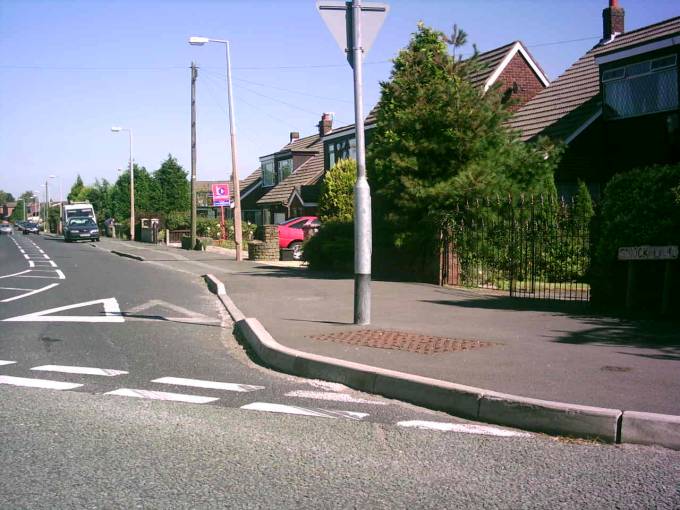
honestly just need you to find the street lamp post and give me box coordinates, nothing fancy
[189,36,243,261]
[48,174,58,233]
[111,127,135,240]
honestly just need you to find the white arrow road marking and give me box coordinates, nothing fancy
[396,420,532,437]
[1,283,60,303]
[284,390,388,405]
[240,402,369,420]
[152,377,264,392]
[31,365,128,377]
[105,388,218,404]
[2,297,125,323]
[0,360,16,366]
[0,375,83,390]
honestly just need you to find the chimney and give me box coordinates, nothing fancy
[318,112,333,137]
[602,0,625,41]
[289,131,300,143]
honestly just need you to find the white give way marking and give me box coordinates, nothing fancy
[2,298,125,323]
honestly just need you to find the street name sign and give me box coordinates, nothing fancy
[317,1,389,68]
[618,245,679,261]
[211,183,231,207]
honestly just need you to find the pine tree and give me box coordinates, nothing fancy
[152,154,189,215]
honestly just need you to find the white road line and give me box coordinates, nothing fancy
[3,297,125,323]
[22,254,29,259]
[396,420,532,437]
[0,375,83,390]
[0,270,31,279]
[28,260,35,267]
[31,365,128,377]
[42,254,50,259]
[1,283,60,303]
[0,286,33,291]
[285,390,388,406]
[151,377,264,392]
[240,402,369,420]
[105,388,218,404]
[0,360,16,366]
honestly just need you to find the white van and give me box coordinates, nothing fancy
[62,202,97,228]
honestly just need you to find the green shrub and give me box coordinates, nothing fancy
[591,164,680,310]
[319,159,356,222]
[166,211,190,230]
[302,221,354,273]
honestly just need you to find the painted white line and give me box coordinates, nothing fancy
[0,270,31,279]
[55,270,65,279]
[28,260,35,268]
[285,390,388,406]
[152,377,264,392]
[105,388,218,404]
[22,254,29,259]
[18,248,25,253]
[3,297,125,323]
[1,283,59,303]
[0,375,83,390]
[0,360,16,366]
[31,365,128,377]
[43,254,50,259]
[240,402,369,420]
[396,420,532,437]
[0,286,33,291]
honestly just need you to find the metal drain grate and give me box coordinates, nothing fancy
[308,329,494,355]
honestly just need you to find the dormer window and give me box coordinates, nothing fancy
[277,158,292,182]
[602,54,678,119]
[261,159,275,187]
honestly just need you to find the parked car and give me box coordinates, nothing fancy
[277,216,320,260]
[22,222,39,234]
[0,222,13,235]
[64,217,99,242]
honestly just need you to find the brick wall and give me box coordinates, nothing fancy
[497,52,546,112]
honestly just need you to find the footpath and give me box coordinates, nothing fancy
[96,237,680,448]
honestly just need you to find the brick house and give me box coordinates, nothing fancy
[509,1,680,198]
[194,169,262,222]
[1,201,17,220]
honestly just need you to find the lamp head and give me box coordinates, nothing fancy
[189,36,210,46]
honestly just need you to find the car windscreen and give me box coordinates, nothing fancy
[66,209,93,218]
[68,218,95,227]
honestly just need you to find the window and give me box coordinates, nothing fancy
[326,136,357,169]
[289,220,308,229]
[603,54,678,119]
[277,158,292,182]
[261,159,275,187]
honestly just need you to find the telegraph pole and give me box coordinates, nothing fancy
[190,62,198,250]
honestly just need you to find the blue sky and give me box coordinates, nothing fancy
[1,0,678,201]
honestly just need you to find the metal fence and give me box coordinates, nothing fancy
[440,195,591,301]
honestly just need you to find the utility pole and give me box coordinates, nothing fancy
[44,180,49,233]
[190,62,198,250]
[225,41,243,261]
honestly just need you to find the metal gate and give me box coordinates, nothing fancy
[440,195,591,301]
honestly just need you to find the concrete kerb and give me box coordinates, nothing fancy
[203,275,680,449]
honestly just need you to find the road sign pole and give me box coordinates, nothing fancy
[351,0,371,325]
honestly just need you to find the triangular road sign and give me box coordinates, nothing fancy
[3,298,125,323]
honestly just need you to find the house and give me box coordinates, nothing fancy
[509,1,680,198]
[194,169,262,222]
[1,202,17,220]
[253,114,331,224]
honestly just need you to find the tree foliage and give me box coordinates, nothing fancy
[318,158,357,223]
[153,154,190,214]
[0,190,15,203]
[67,175,86,203]
[367,23,559,231]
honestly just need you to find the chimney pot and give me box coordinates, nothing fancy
[318,112,333,137]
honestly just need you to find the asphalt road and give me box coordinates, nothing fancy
[1,231,679,508]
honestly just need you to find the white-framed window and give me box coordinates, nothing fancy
[261,159,275,187]
[326,136,357,169]
[277,158,293,182]
[603,54,678,119]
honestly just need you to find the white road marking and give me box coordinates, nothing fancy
[0,270,31,279]
[285,390,388,405]
[28,260,35,267]
[152,377,264,392]
[305,380,349,392]
[240,402,369,420]
[105,388,218,404]
[1,283,60,303]
[14,269,64,279]
[0,375,83,390]
[42,254,50,259]
[2,297,125,323]
[0,360,16,366]
[31,365,128,377]
[0,286,33,291]
[22,254,29,259]
[396,420,532,437]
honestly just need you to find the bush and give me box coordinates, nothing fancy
[166,211,190,230]
[591,164,680,311]
[302,221,354,273]
[319,159,356,222]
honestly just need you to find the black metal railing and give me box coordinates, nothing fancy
[440,195,591,301]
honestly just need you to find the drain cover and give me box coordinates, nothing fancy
[308,329,494,355]
[600,365,632,372]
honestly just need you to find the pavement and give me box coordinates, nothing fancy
[95,236,680,445]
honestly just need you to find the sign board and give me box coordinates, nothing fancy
[211,183,231,207]
[618,245,679,261]
[317,1,389,68]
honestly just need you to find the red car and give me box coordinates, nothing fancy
[278,216,320,260]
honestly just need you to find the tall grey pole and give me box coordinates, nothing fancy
[22,199,26,220]
[45,180,49,233]
[190,62,198,250]
[129,129,135,241]
[225,41,243,261]
[352,0,372,325]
